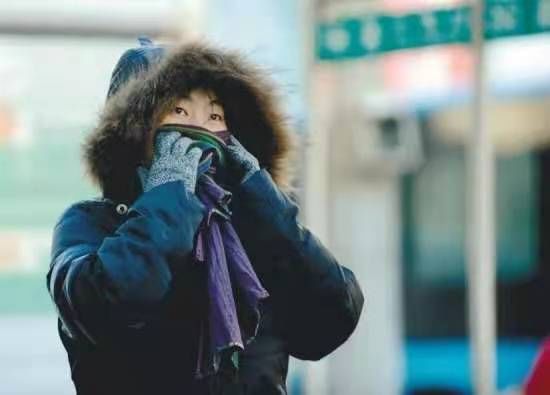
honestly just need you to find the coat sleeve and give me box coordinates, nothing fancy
[234,169,365,361]
[46,180,206,346]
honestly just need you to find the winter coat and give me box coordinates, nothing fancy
[47,43,364,395]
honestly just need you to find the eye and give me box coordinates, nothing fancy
[175,106,188,116]
[210,113,224,121]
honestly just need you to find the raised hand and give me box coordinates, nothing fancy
[137,130,203,194]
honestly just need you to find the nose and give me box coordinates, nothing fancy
[185,112,213,131]
[185,113,200,127]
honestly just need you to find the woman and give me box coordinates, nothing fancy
[47,37,364,395]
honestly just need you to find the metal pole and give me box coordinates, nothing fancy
[467,0,496,394]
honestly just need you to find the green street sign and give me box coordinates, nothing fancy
[317,0,550,61]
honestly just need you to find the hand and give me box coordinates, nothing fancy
[225,135,260,184]
[137,131,202,194]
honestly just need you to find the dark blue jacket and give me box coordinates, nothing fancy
[47,169,364,395]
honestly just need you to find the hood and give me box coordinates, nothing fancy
[82,42,295,204]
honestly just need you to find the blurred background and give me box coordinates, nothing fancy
[1,0,549,394]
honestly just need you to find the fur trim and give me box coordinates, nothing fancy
[82,42,295,204]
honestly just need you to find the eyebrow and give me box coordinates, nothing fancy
[210,100,224,114]
[175,96,223,110]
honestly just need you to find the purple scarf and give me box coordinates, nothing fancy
[192,157,269,380]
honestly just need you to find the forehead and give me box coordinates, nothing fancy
[178,89,221,104]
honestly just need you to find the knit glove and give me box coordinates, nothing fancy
[225,135,260,184]
[137,130,202,194]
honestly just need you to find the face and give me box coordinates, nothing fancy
[160,89,227,131]
[144,89,227,166]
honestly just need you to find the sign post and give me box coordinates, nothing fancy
[468,2,496,394]
[312,1,541,393]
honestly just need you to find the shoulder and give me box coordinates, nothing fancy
[51,198,119,261]
[53,198,117,230]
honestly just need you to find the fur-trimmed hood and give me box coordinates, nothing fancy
[82,42,295,205]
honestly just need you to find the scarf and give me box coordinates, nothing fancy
[188,128,269,381]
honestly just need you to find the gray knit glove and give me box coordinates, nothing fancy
[137,131,202,194]
[226,135,260,184]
